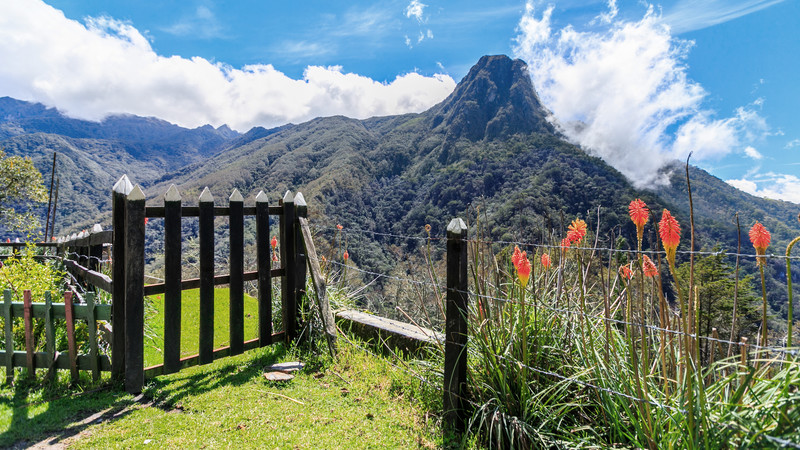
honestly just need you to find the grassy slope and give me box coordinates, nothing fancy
[0,342,440,448]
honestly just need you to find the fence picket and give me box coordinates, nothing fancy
[294,193,308,340]
[229,189,244,356]
[112,174,132,380]
[124,185,146,393]
[164,184,182,374]
[64,291,78,382]
[87,293,99,381]
[443,218,468,436]
[255,191,272,346]
[281,191,297,342]
[4,290,13,383]
[198,187,215,364]
[23,290,34,377]
[45,291,55,381]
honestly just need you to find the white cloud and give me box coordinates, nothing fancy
[405,0,427,23]
[744,146,763,159]
[0,0,455,131]
[660,0,786,34]
[162,5,225,39]
[786,139,800,149]
[513,2,769,187]
[726,173,800,204]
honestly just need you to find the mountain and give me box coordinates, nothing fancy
[0,97,239,230]
[1,55,797,320]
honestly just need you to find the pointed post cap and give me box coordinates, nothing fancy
[91,224,103,234]
[255,191,268,203]
[294,192,306,206]
[113,174,133,195]
[199,187,214,202]
[446,218,467,236]
[230,188,243,202]
[164,184,181,202]
[128,185,146,201]
[283,190,294,203]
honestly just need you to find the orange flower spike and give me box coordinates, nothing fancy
[619,264,633,280]
[628,199,649,243]
[336,224,343,230]
[642,255,658,277]
[516,251,531,287]
[541,253,551,270]
[749,221,771,266]
[270,236,278,249]
[568,219,587,243]
[512,246,523,270]
[659,209,681,266]
[343,250,349,261]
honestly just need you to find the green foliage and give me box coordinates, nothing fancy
[0,243,64,301]
[0,149,47,232]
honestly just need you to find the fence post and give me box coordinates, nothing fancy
[294,193,308,339]
[280,191,297,343]
[88,224,104,279]
[23,290,34,377]
[198,187,215,364]
[255,191,272,346]
[4,290,13,384]
[124,185,146,394]
[163,185,182,374]
[229,189,245,355]
[443,218,468,437]
[112,175,132,380]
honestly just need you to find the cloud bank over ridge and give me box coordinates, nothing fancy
[513,2,769,188]
[0,0,456,131]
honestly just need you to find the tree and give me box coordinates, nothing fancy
[0,149,47,233]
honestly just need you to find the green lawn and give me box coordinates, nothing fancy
[0,341,441,448]
[143,288,263,367]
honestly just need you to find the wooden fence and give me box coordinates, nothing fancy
[1,289,111,384]
[111,175,308,394]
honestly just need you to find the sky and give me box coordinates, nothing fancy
[0,0,798,203]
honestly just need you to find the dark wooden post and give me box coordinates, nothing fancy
[112,174,132,380]
[280,191,297,342]
[229,189,244,355]
[163,185,182,373]
[88,224,104,276]
[198,187,215,364]
[443,218,468,436]
[255,191,272,346]
[294,193,308,338]
[124,185,146,393]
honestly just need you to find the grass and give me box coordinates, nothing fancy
[143,288,262,367]
[0,340,441,448]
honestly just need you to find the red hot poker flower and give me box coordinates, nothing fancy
[343,250,349,261]
[659,209,681,266]
[270,236,278,248]
[568,219,587,243]
[629,199,649,243]
[643,255,658,277]
[619,264,633,280]
[511,246,531,287]
[749,221,771,265]
[541,253,551,270]
[336,224,343,230]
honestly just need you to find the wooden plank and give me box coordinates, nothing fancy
[294,194,308,341]
[112,175,132,380]
[163,186,182,374]
[198,188,215,365]
[143,269,283,296]
[87,293,99,381]
[229,190,245,356]
[4,290,13,384]
[299,217,337,356]
[142,335,283,378]
[64,291,79,383]
[15,303,111,321]
[281,191,297,342]
[23,290,34,377]
[443,218,469,436]
[62,260,113,293]
[124,185,146,394]
[255,192,272,346]
[45,291,56,381]
[145,206,282,218]
[2,351,112,372]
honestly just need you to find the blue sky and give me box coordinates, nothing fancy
[0,0,798,202]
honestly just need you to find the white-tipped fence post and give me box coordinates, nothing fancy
[444,218,468,436]
[163,184,182,374]
[198,187,215,364]
[124,184,146,394]
[112,175,132,381]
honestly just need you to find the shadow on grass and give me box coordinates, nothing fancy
[0,343,286,447]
